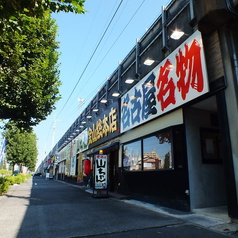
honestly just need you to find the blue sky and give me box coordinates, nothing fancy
[33,0,170,167]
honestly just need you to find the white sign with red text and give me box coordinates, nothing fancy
[121,30,209,133]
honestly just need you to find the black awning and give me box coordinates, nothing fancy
[86,142,119,156]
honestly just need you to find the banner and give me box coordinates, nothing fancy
[70,155,76,176]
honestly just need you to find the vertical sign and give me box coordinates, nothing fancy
[77,153,84,184]
[94,154,108,189]
[70,155,76,175]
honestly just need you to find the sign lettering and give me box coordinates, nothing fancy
[88,107,118,145]
[121,30,209,133]
[94,154,108,189]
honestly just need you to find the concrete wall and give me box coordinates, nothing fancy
[219,29,238,209]
[184,107,227,209]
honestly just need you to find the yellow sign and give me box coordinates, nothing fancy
[77,153,84,184]
[88,107,118,145]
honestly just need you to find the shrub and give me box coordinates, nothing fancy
[14,173,26,184]
[0,173,31,195]
[1,180,10,194]
[0,169,12,177]
[26,173,32,179]
[5,176,16,185]
[0,177,10,195]
[5,173,26,185]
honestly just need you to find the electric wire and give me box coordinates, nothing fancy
[56,0,124,120]
[49,0,124,144]
[60,0,103,100]
[45,0,149,155]
[50,0,147,146]
[76,0,146,96]
[51,5,100,118]
[56,0,145,122]
[85,0,130,72]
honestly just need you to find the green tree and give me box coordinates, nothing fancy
[0,12,61,128]
[0,0,85,20]
[23,132,38,171]
[163,152,170,169]
[4,123,38,173]
[0,0,86,129]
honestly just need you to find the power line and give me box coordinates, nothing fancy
[76,0,146,96]
[56,0,124,120]
[55,0,147,137]
[50,0,146,134]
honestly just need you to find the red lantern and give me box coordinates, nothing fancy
[84,159,91,175]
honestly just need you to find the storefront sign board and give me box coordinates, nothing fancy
[121,30,209,133]
[88,101,120,148]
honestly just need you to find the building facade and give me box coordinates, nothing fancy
[43,0,238,220]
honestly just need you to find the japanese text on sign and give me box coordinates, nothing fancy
[121,30,209,133]
[88,107,118,145]
[95,154,108,189]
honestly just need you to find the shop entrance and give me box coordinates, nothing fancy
[108,150,119,192]
[88,143,119,193]
[184,96,227,212]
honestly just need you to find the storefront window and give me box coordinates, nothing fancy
[123,141,141,171]
[143,132,172,170]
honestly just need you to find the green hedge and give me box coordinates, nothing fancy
[0,169,12,177]
[0,177,10,194]
[0,173,31,195]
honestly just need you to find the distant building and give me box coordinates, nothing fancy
[143,149,162,170]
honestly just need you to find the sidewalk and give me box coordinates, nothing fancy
[57,180,238,236]
[122,199,238,236]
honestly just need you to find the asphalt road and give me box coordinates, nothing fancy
[0,176,236,238]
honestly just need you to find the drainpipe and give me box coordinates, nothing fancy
[135,39,141,79]
[226,0,238,16]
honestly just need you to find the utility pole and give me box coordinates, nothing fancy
[52,117,56,149]
[52,116,61,149]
